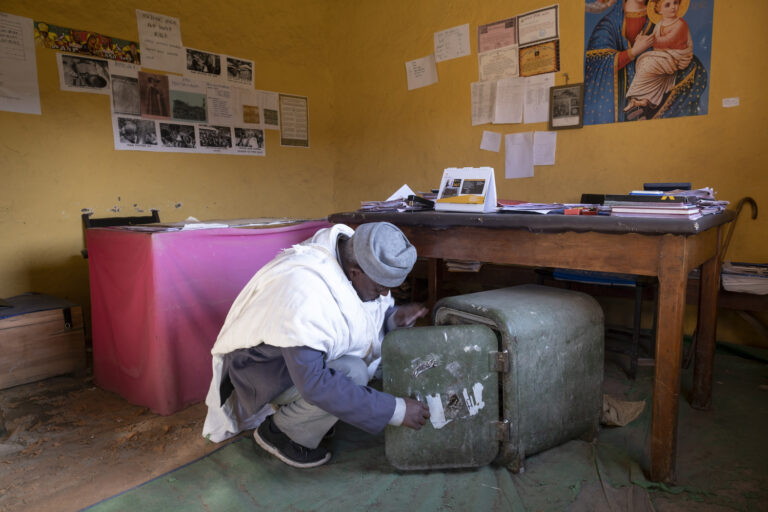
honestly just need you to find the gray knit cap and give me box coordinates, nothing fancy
[352,222,417,287]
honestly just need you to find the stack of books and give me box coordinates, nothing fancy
[605,194,702,220]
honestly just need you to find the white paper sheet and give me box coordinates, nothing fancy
[112,115,159,151]
[505,132,534,179]
[279,93,309,148]
[109,61,140,115]
[478,46,519,82]
[57,53,111,95]
[233,88,262,128]
[523,72,554,124]
[493,76,526,124]
[185,47,224,82]
[136,10,184,73]
[157,121,196,151]
[197,124,234,154]
[110,60,140,77]
[533,131,556,165]
[256,90,280,130]
[471,80,496,126]
[233,127,266,155]
[169,75,205,93]
[181,222,230,231]
[0,12,40,115]
[480,131,502,152]
[138,71,171,119]
[405,54,438,90]
[206,83,234,125]
[387,184,416,201]
[111,113,265,156]
[169,75,207,123]
[224,55,254,87]
[434,23,470,62]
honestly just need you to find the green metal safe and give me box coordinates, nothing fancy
[382,284,604,471]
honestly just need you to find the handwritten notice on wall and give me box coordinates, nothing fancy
[434,23,470,62]
[405,54,438,90]
[0,12,40,115]
[136,10,184,73]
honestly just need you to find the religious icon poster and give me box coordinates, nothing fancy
[583,0,713,125]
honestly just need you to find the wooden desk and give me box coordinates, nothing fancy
[329,210,735,483]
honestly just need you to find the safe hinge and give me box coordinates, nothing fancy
[490,419,510,441]
[488,350,509,372]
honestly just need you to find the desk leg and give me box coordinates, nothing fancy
[691,254,720,410]
[426,258,442,312]
[651,239,688,483]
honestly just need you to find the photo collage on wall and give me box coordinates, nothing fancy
[33,10,310,156]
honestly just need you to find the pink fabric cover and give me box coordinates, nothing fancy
[87,221,330,415]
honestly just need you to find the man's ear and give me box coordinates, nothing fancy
[347,266,363,280]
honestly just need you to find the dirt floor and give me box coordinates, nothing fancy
[1,347,766,511]
[0,374,236,511]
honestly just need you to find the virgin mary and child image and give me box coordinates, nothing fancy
[584,0,710,124]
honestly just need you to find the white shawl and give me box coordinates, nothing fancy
[202,224,394,442]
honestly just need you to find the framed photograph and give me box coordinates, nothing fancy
[549,83,584,130]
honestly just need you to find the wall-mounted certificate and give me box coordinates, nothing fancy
[478,46,519,81]
[519,40,559,77]
[518,5,559,47]
[477,17,517,53]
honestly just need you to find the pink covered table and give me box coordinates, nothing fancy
[86,220,329,415]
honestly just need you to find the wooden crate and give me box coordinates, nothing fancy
[0,296,86,390]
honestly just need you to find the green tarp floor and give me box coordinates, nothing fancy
[85,347,768,512]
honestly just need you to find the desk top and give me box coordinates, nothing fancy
[328,210,735,236]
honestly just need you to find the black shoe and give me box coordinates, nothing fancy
[253,415,331,468]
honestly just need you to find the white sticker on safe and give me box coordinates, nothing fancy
[463,383,485,415]
[426,393,452,429]
[426,383,485,429]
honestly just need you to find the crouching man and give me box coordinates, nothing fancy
[203,222,430,467]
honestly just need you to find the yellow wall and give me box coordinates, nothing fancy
[328,0,768,345]
[0,0,338,312]
[331,0,767,266]
[1,1,766,343]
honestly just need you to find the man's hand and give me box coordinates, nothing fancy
[392,303,428,328]
[401,397,430,429]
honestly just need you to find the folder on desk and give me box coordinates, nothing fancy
[434,167,497,213]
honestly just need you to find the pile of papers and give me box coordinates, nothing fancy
[663,187,729,215]
[359,184,435,212]
[110,217,300,232]
[721,262,768,295]
[359,196,434,212]
[499,202,565,214]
